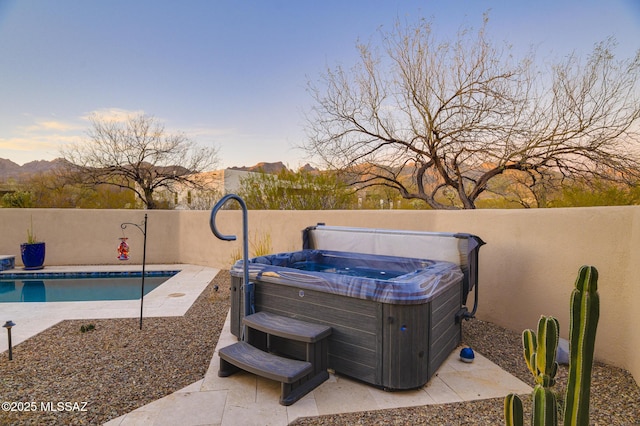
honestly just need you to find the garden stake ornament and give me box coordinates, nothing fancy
[117,236,130,261]
[120,214,148,330]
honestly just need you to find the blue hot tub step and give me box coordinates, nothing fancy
[218,311,332,406]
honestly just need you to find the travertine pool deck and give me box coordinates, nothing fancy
[0,264,218,352]
[105,312,532,426]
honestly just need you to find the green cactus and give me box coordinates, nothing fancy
[505,316,560,425]
[523,328,537,377]
[504,393,524,426]
[505,265,599,426]
[532,316,560,388]
[563,265,599,426]
[532,385,557,426]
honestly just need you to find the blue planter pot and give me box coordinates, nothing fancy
[20,242,46,270]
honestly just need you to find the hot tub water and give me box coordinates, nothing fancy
[290,261,405,280]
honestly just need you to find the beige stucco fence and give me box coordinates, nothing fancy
[1,206,638,386]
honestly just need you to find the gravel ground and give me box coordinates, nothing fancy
[0,270,231,425]
[1,270,638,425]
[293,318,640,426]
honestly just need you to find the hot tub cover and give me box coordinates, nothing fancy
[231,250,464,304]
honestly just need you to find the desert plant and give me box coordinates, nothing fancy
[26,216,40,244]
[504,265,600,426]
[250,232,272,257]
[504,393,524,426]
[1,190,33,208]
[564,265,599,425]
[229,231,273,266]
[524,316,560,388]
[237,168,356,210]
[20,216,46,269]
[505,316,560,426]
[80,324,95,333]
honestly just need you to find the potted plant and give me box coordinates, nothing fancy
[20,217,45,270]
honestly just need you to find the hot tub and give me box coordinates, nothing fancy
[229,225,484,390]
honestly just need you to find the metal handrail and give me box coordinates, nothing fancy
[209,194,253,338]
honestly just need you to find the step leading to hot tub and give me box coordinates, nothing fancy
[218,311,332,406]
[218,341,312,381]
[243,311,333,343]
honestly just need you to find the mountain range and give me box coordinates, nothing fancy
[0,158,315,181]
[0,158,69,181]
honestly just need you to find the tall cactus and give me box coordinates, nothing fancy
[505,265,599,426]
[564,265,599,426]
[505,315,560,426]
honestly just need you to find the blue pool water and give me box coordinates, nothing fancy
[0,271,177,303]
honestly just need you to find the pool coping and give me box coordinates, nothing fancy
[0,263,184,276]
[0,264,220,353]
[0,269,180,280]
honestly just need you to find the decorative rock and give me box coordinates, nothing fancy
[557,337,570,365]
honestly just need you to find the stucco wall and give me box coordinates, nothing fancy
[0,207,638,385]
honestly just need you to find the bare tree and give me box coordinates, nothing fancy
[304,16,640,209]
[62,114,220,209]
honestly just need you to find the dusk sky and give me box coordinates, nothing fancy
[1,0,639,170]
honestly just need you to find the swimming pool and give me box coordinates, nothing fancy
[0,271,178,303]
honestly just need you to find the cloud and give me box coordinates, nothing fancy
[20,119,84,134]
[81,108,146,123]
[2,116,85,161]
[38,121,80,131]
[0,135,80,166]
[0,134,82,152]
